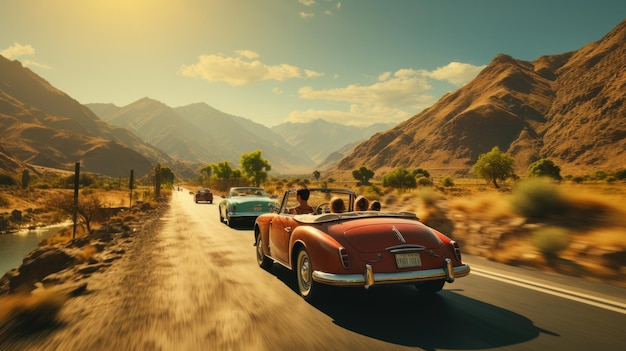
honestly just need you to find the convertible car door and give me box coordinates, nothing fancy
[269,213,296,266]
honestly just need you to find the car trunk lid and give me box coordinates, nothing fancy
[339,220,442,253]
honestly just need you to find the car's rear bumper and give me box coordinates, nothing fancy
[312,260,470,289]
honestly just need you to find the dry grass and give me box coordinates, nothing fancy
[0,289,68,335]
[358,179,626,285]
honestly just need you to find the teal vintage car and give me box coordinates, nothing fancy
[218,187,278,227]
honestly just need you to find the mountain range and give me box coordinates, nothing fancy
[1,20,624,180]
[86,100,392,174]
[335,20,626,177]
[0,53,389,178]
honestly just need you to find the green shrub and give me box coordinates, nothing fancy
[528,158,562,181]
[531,226,570,257]
[416,176,432,186]
[510,178,568,218]
[440,176,455,187]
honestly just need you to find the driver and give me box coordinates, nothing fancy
[289,188,315,215]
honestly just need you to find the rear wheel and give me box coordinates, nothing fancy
[416,280,445,294]
[255,233,272,269]
[296,248,321,301]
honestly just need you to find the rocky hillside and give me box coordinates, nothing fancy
[0,145,30,177]
[0,56,170,177]
[334,20,626,177]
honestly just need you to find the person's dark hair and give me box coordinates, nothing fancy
[296,188,310,200]
[355,195,369,211]
[330,196,345,213]
[369,200,381,211]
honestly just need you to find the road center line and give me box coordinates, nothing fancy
[470,268,626,315]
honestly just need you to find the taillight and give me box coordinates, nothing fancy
[450,240,462,261]
[338,247,349,269]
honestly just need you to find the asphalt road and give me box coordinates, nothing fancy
[4,189,625,351]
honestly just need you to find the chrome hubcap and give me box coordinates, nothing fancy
[299,254,311,290]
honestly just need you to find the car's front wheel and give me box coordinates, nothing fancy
[226,213,234,228]
[296,247,320,301]
[255,233,272,270]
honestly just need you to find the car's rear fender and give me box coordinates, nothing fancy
[289,226,344,272]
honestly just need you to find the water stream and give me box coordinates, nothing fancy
[0,224,67,276]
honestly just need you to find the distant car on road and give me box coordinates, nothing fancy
[219,187,277,227]
[254,187,470,301]
[194,188,213,203]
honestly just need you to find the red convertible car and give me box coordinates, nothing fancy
[254,188,470,300]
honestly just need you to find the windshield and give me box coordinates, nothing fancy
[229,187,268,197]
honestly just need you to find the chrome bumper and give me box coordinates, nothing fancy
[312,259,470,289]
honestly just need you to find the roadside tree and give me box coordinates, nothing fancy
[240,150,271,186]
[473,146,515,188]
[313,170,320,181]
[352,166,374,185]
[198,165,212,186]
[160,166,175,186]
[382,167,417,191]
[49,192,102,233]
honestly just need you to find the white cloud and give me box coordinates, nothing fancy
[304,69,324,78]
[299,0,316,6]
[378,71,392,81]
[289,61,483,125]
[427,61,486,85]
[0,42,35,59]
[180,52,323,86]
[21,60,51,70]
[286,104,411,127]
[1,43,50,69]
[298,0,341,18]
[299,68,432,108]
[234,50,260,59]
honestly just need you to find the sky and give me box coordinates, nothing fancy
[1,1,624,128]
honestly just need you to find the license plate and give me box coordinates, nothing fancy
[253,205,263,212]
[395,252,421,268]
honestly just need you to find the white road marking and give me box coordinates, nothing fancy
[470,268,626,315]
